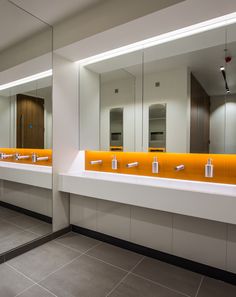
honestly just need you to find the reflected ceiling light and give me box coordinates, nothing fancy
[77,12,236,66]
[0,69,52,91]
[220,66,225,71]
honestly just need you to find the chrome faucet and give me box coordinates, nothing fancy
[175,164,185,171]
[90,160,103,165]
[0,153,14,160]
[15,153,30,161]
[32,153,49,163]
[126,162,139,168]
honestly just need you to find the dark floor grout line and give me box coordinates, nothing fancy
[195,276,204,297]
[130,272,192,297]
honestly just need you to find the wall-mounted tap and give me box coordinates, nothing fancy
[15,153,30,161]
[175,164,185,171]
[0,153,14,160]
[126,162,139,168]
[90,160,103,165]
[32,153,49,163]
[205,158,214,178]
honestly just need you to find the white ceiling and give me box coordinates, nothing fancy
[9,0,105,25]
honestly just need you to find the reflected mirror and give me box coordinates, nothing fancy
[79,20,236,155]
[0,0,53,256]
[110,107,123,151]
[148,104,166,152]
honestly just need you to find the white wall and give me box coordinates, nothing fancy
[100,75,136,151]
[70,194,236,273]
[79,67,100,150]
[52,54,78,231]
[210,94,236,154]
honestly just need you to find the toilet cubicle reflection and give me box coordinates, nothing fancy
[0,0,53,256]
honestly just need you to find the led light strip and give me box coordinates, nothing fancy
[0,69,52,91]
[78,12,236,66]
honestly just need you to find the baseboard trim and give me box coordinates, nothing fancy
[3,226,71,262]
[0,201,52,223]
[72,225,236,286]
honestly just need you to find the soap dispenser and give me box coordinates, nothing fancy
[152,156,159,174]
[205,158,213,178]
[112,155,118,170]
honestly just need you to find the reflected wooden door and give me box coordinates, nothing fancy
[17,94,44,148]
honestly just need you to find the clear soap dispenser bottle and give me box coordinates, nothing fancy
[152,156,159,174]
[112,155,118,170]
[205,158,213,178]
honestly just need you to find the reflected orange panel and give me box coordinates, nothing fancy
[85,151,236,185]
[0,148,52,166]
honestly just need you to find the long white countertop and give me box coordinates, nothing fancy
[58,169,236,225]
[0,161,52,189]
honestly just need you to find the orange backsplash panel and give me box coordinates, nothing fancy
[0,148,52,166]
[85,151,236,185]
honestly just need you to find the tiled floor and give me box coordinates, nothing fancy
[0,206,52,254]
[0,231,235,297]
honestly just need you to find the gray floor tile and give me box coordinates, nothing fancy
[55,231,100,252]
[0,263,33,297]
[27,222,52,236]
[133,257,201,297]
[87,242,143,271]
[17,284,56,297]
[109,273,186,297]
[0,206,20,219]
[8,241,80,282]
[197,277,236,297]
[40,254,127,297]
[6,214,42,229]
[0,219,23,238]
[0,230,39,254]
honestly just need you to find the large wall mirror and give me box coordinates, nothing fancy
[79,21,236,155]
[0,0,53,256]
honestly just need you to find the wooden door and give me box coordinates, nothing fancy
[190,74,210,153]
[17,94,44,148]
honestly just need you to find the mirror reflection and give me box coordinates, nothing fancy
[0,77,52,149]
[80,22,236,154]
[0,0,53,256]
[148,104,166,152]
[110,107,123,151]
